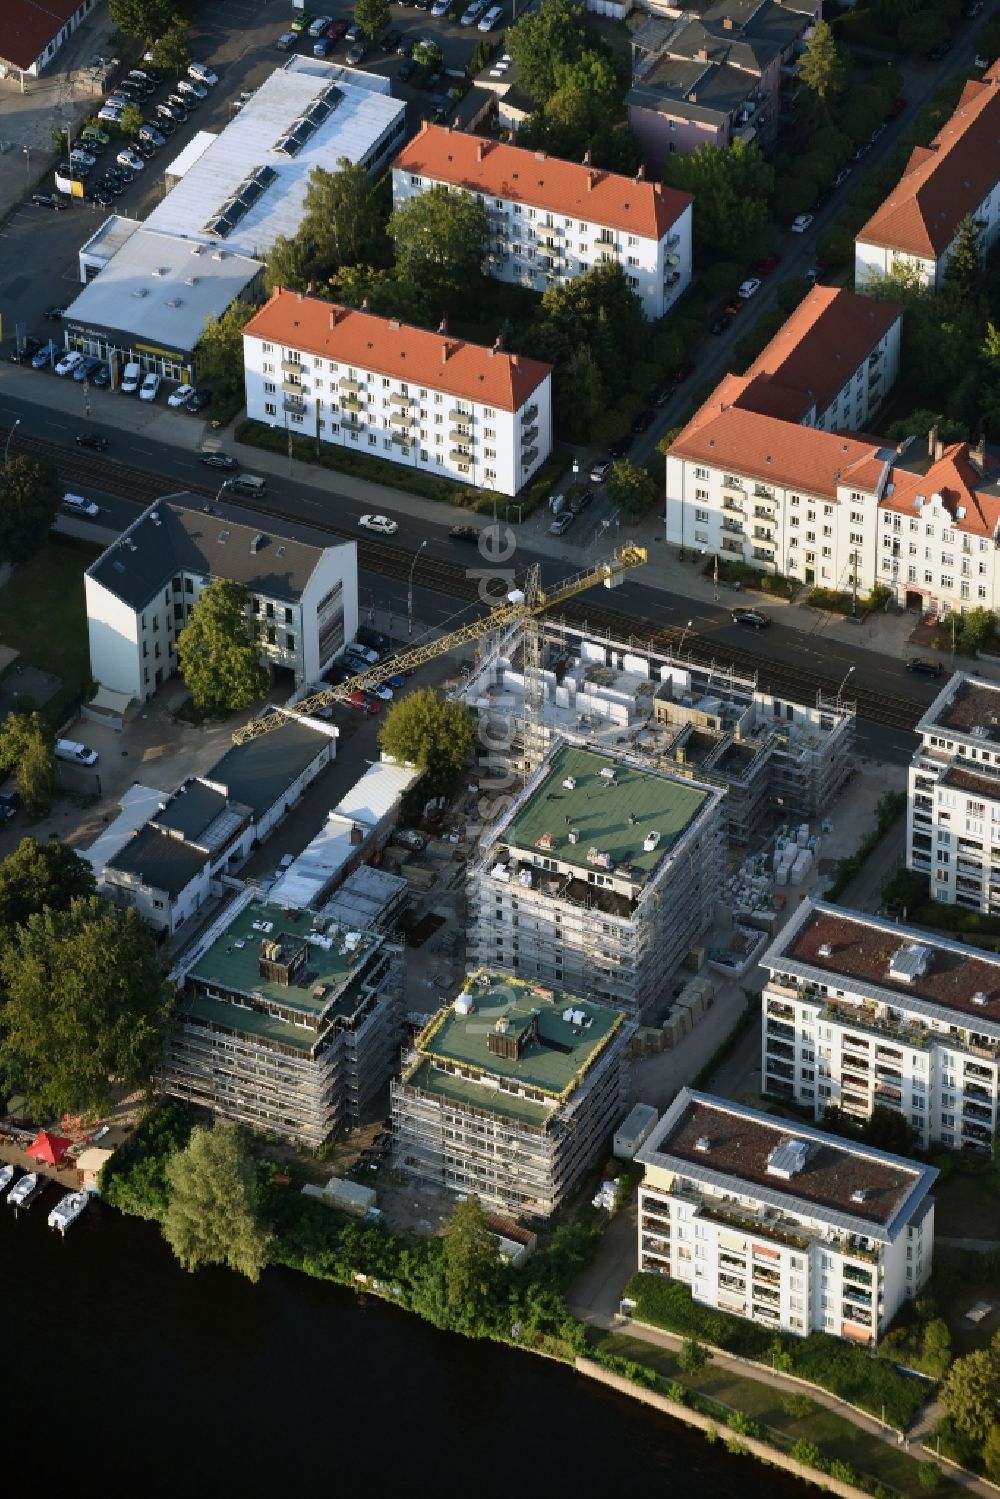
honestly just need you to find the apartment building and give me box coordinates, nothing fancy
[391,969,634,1217]
[637,1088,936,1344]
[391,123,693,321]
[856,62,1000,292]
[760,898,1000,1156]
[907,671,1000,911]
[468,740,727,1019]
[162,888,403,1147]
[461,619,854,843]
[625,0,818,167]
[85,492,357,703]
[243,289,552,498]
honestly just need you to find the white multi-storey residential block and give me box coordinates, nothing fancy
[856,63,1000,293]
[760,899,1000,1156]
[637,1088,937,1345]
[243,289,552,497]
[391,123,693,321]
[908,671,1000,911]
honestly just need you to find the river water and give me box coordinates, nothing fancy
[6,1191,807,1496]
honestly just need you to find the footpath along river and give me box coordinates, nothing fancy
[5,1194,810,1495]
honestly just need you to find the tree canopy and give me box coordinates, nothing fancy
[379,689,473,792]
[176,578,269,714]
[193,298,261,397]
[941,1334,1000,1444]
[355,0,389,41]
[0,455,60,565]
[665,141,774,257]
[506,0,589,105]
[388,186,490,316]
[0,897,174,1117]
[0,711,55,814]
[163,1121,272,1281]
[266,161,386,293]
[107,0,172,39]
[148,15,192,74]
[0,837,95,936]
[797,21,846,108]
[606,459,658,517]
[442,1194,500,1324]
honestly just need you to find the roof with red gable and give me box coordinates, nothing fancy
[880,442,1000,538]
[1,0,83,70]
[857,65,1000,259]
[243,289,551,412]
[392,123,691,241]
[26,1130,72,1164]
[743,286,902,419]
[668,378,882,498]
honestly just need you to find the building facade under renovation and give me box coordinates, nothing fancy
[162,888,402,1147]
[462,621,854,843]
[468,740,726,1019]
[391,970,634,1217]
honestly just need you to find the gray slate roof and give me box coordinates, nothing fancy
[153,780,228,840]
[106,822,209,897]
[200,713,332,820]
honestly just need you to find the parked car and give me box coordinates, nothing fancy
[32,341,61,367]
[345,643,380,666]
[347,690,379,715]
[569,489,593,514]
[31,192,61,208]
[398,57,416,79]
[185,387,212,412]
[928,35,953,60]
[326,17,349,39]
[75,431,109,451]
[549,511,574,536]
[963,0,984,15]
[177,78,207,102]
[887,96,907,118]
[166,94,190,115]
[731,608,769,630]
[590,459,613,483]
[120,361,142,393]
[129,68,160,85]
[366,684,394,702]
[190,60,219,84]
[55,737,98,765]
[870,122,886,141]
[346,41,367,62]
[832,167,851,188]
[609,435,632,459]
[853,140,871,161]
[790,213,814,233]
[313,37,333,55]
[168,382,196,407]
[290,10,315,30]
[275,31,297,48]
[91,363,111,387]
[72,139,100,160]
[99,174,124,195]
[975,51,990,68]
[478,4,503,28]
[905,657,943,677]
[737,277,762,300]
[97,105,123,123]
[0,792,18,823]
[138,125,166,148]
[81,125,110,146]
[653,385,674,407]
[345,20,364,40]
[153,112,176,134]
[308,13,333,34]
[461,0,487,23]
[356,626,390,653]
[117,148,145,172]
[131,138,156,160]
[55,351,84,377]
[631,408,654,433]
[756,252,780,275]
[200,451,237,469]
[358,513,398,534]
[74,356,104,382]
[62,493,100,517]
[431,0,450,13]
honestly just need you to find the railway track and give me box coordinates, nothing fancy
[22,431,920,734]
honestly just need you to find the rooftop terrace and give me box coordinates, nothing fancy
[503,743,709,882]
[924,674,1000,735]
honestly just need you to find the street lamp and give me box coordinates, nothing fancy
[572,456,580,479]
[3,418,20,466]
[408,538,427,638]
[678,617,694,654]
[836,664,855,702]
[22,145,30,187]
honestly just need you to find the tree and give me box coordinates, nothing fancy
[944,215,983,303]
[388,185,489,314]
[677,1338,709,1373]
[984,1426,1000,1485]
[413,38,443,67]
[107,0,172,39]
[441,1194,500,1321]
[607,459,657,516]
[0,455,59,565]
[0,837,95,936]
[176,579,269,714]
[898,9,950,54]
[118,103,144,139]
[148,15,192,75]
[0,897,173,1117]
[0,711,55,814]
[163,1121,272,1282]
[355,0,389,39]
[798,21,845,107]
[265,232,316,295]
[302,160,385,273]
[379,689,473,792]
[665,141,773,257]
[193,298,260,396]
[941,1337,1000,1443]
[917,1461,941,1492]
[506,0,588,104]
[885,410,969,445]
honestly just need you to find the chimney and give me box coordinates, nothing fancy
[296,291,303,303]
[935,435,945,463]
[438,315,448,335]
[306,280,315,294]
[635,163,645,182]
[582,149,592,166]
[587,170,596,192]
[477,140,485,161]
[441,340,452,363]
[361,297,371,312]
[511,353,519,368]
[723,14,734,28]
[927,421,938,459]
[970,433,988,472]
[495,329,504,351]
[330,307,338,330]
[698,46,709,59]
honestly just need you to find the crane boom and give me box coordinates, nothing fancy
[232,543,647,744]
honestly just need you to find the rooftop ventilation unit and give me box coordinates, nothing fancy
[888,943,931,983]
[600,766,617,782]
[818,942,832,957]
[190,244,203,255]
[132,287,148,297]
[694,1135,711,1152]
[567,827,579,843]
[850,1188,868,1204]
[165,297,182,307]
[217,530,230,544]
[250,533,265,553]
[766,1138,808,1179]
[562,776,577,790]
[972,991,989,1006]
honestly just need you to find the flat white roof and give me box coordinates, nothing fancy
[334,759,421,827]
[269,812,358,911]
[84,782,167,873]
[78,213,141,264]
[165,129,217,180]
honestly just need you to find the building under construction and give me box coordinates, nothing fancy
[162,888,403,1147]
[462,620,854,843]
[391,969,634,1217]
[468,740,727,1020]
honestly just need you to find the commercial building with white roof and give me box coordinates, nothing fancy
[61,57,407,384]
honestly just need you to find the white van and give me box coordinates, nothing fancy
[121,361,141,393]
[63,493,99,517]
[55,738,98,766]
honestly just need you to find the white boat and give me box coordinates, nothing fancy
[0,1163,14,1196]
[48,1189,88,1234]
[8,1172,37,1207]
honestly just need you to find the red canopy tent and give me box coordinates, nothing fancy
[26,1130,72,1165]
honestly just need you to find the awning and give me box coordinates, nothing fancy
[26,1130,72,1164]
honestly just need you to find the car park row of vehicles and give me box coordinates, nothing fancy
[8,336,211,411]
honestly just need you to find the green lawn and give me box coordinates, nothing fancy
[600,1333,956,1499]
[0,538,98,719]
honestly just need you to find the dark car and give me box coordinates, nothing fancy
[569,489,593,514]
[906,657,943,677]
[91,363,111,387]
[670,359,695,385]
[398,57,417,80]
[88,186,114,206]
[731,608,770,631]
[654,385,674,407]
[928,36,953,59]
[356,625,391,654]
[345,19,364,39]
[73,135,104,155]
[154,112,176,134]
[326,17,350,39]
[397,36,414,54]
[76,431,109,451]
[887,96,907,118]
[325,661,353,686]
[200,452,238,470]
[710,316,729,335]
[185,387,212,412]
[449,524,480,544]
[100,175,125,196]
[609,435,632,459]
[131,138,156,160]
[8,337,41,364]
[631,408,654,434]
[31,192,60,209]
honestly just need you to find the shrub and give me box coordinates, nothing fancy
[782,1393,816,1418]
[918,1462,942,1492]
[790,1440,824,1470]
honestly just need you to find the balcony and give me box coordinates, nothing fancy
[721,538,744,555]
[722,477,744,493]
[342,395,365,413]
[281,378,305,395]
[388,391,412,407]
[963,1100,993,1123]
[340,413,363,432]
[389,412,414,429]
[767,999,795,1021]
[965,1063,994,1082]
[825,1002,932,1052]
[339,376,363,392]
[282,395,306,415]
[767,1016,795,1040]
[281,358,304,373]
[722,496,745,515]
[522,424,538,446]
[522,446,539,467]
[767,1040,795,1063]
[522,405,538,424]
[449,449,473,466]
[842,1264,873,1288]
[449,407,472,424]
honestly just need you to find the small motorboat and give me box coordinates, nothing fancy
[0,1163,15,1196]
[8,1172,38,1207]
[48,1189,88,1234]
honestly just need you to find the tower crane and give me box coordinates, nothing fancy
[232,544,648,744]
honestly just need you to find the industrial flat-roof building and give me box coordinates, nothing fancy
[637,1089,936,1344]
[163,888,403,1146]
[391,970,634,1217]
[760,899,1000,1156]
[85,492,357,702]
[62,57,407,383]
[469,740,726,1018]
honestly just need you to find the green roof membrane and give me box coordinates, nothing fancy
[180,991,318,1053]
[406,1057,551,1126]
[505,744,708,880]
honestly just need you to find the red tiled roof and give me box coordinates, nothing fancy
[1,0,83,70]
[858,65,1000,259]
[392,123,691,241]
[880,442,1000,539]
[744,287,902,420]
[668,380,881,497]
[243,289,551,412]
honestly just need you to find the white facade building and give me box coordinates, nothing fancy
[391,123,693,321]
[85,492,357,703]
[760,899,1000,1157]
[637,1089,937,1344]
[244,289,553,497]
